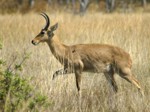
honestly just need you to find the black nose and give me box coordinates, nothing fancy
[31,40,34,44]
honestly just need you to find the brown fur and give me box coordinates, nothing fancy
[32,15,143,95]
[33,34,143,94]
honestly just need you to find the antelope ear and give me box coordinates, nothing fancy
[50,23,58,31]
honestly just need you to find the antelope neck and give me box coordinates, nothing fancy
[46,35,67,57]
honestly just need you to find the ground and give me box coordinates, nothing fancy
[0,12,150,112]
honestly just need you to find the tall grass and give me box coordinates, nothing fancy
[0,13,150,112]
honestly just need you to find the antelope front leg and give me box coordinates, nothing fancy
[74,61,83,92]
[52,68,72,80]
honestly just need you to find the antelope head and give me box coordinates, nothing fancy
[31,12,58,45]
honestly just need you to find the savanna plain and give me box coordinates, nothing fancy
[0,12,150,112]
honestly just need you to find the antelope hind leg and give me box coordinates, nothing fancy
[119,67,144,96]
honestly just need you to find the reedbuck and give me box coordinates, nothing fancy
[32,13,143,95]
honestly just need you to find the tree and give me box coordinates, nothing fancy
[106,0,115,12]
[79,0,90,14]
[66,0,76,12]
[29,0,35,8]
[48,0,52,5]
[142,0,147,7]
[72,0,76,12]
[57,0,63,4]
[18,0,23,5]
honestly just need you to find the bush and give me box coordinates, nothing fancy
[0,44,50,112]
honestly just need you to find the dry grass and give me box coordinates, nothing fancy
[0,12,150,112]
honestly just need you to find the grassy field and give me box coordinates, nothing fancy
[0,12,150,112]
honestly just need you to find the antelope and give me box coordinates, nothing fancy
[32,12,143,95]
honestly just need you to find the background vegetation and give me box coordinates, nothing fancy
[0,12,150,111]
[0,0,150,112]
[0,36,50,111]
[1,0,150,14]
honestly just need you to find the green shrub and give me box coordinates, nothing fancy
[0,47,50,112]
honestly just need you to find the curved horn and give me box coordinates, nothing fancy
[40,12,50,31]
